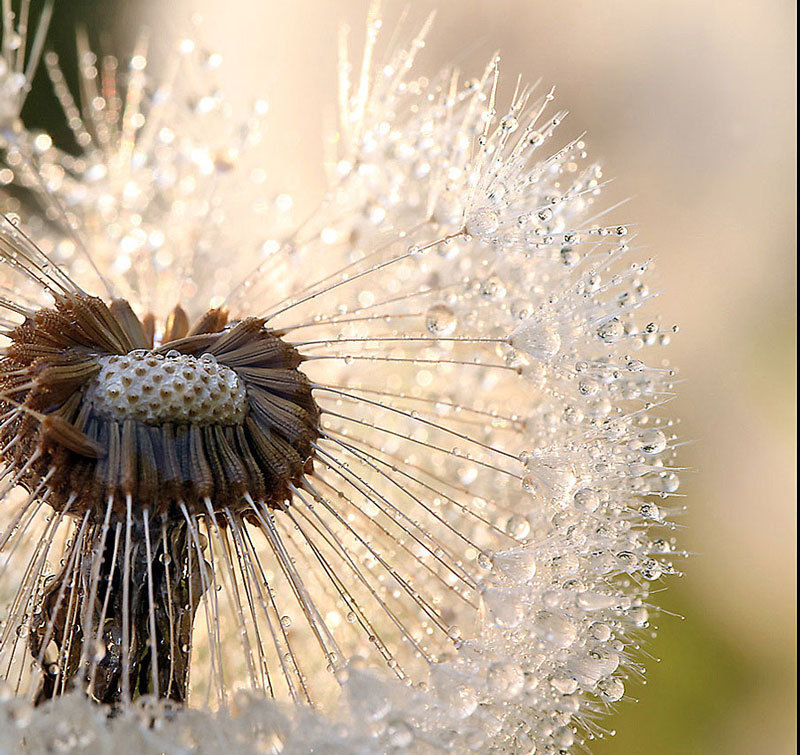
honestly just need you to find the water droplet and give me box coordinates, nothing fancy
[628,606,649,627]
[576,591,616,611]
[639,558,663,581]
[500,115,519,132]
[615,551,638,571]
[589,621,612,641]
[561,247,580,266]
[639,429,667,454]
[572,488,600,513]
[598,317,624,343]
[660,472,680,493]
[598,677,625,702]
[504,515,531,539]
[639,502,661,521]
[552,676,578,694]
[467,207,500,238]
[425,304,456,336]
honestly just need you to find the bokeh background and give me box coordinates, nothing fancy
[20,1,796,752]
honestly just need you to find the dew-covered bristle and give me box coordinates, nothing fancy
[0,6,683,753]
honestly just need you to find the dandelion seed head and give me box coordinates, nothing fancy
[0,7,682,753]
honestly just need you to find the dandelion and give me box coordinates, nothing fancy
[0,5,682,752]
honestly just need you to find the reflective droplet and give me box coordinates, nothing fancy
[640,429,667,454]
[639,502,661,521]
[597,317,624,343]
[639,558,663,580]
[598,677,625,702]
[467,207,500,238]
[504,515,531,539]
[425,304,456,336]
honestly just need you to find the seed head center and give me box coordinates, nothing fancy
[88,350,247,426]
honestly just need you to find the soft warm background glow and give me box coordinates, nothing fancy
[25,1,797,752]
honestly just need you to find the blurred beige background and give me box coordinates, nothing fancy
[147,1,796,751]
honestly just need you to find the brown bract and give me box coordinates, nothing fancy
[0,293,320,522]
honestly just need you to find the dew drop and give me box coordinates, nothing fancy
[597,317,624,343]
[598,677,625,702]
[425,304,457,336]
[639,429,667,454]
[467,207,500,238]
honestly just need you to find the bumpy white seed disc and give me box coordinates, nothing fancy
[87,350,247,425]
